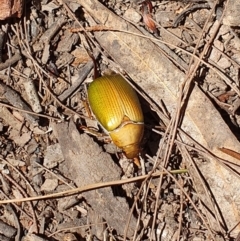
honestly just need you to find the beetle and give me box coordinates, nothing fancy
[87,74,144,159]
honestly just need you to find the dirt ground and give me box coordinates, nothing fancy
[0,0,240,240]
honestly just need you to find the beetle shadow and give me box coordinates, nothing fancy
[139,94,163,164]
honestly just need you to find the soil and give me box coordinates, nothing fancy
[0,0,239,240]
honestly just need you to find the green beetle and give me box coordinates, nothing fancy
[87,74,144,159]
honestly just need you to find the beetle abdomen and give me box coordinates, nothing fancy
[109,121,144,159]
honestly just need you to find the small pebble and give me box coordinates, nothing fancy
[209,40,223,62]
[43,143,64,168]
[217,57,231,69]
[123,8,142,23]
[41,179,58,192]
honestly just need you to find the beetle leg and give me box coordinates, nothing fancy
[133,157,141,167]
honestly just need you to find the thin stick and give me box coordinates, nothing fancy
[0,169,187,204]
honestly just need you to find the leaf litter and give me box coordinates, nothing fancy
[0,0,239,240]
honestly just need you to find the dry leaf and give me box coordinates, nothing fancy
[141,0,157,32]
[52,121,137,237]
[78,0,240,236]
